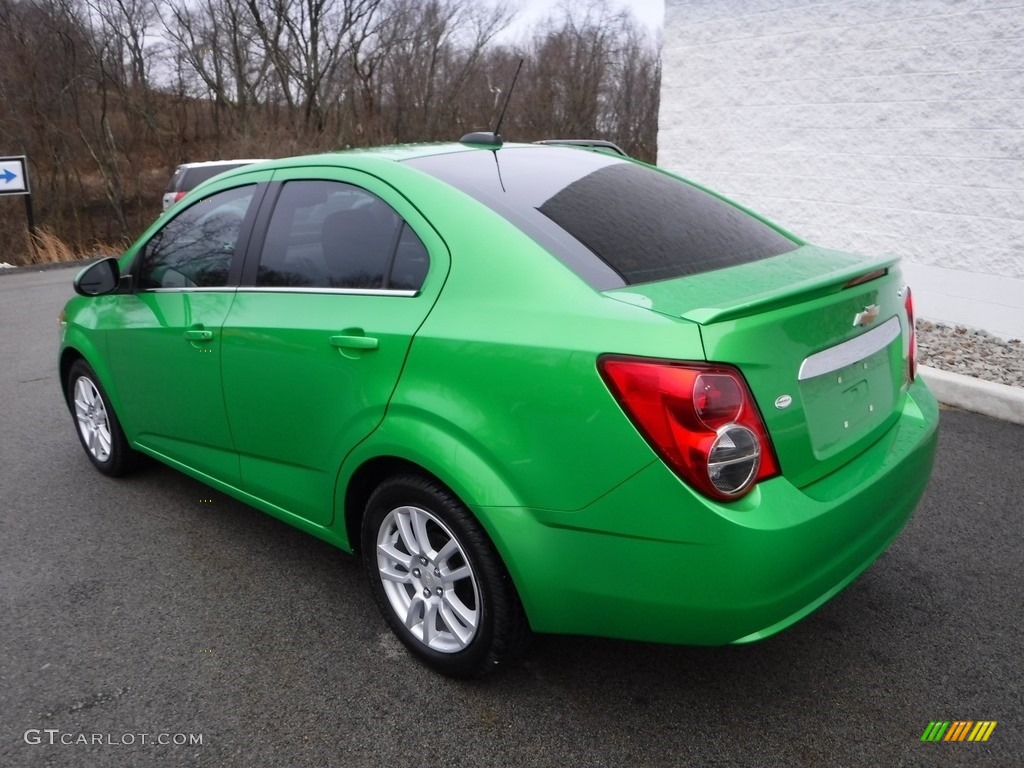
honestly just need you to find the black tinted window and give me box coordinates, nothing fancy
[181,163,251,190]
[539,163,796,284]
[139,186,255,289]
[165,167,186,193]
[390,224,430,290]
[256,180,427,290]
[406,147,797,289]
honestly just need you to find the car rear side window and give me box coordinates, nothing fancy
[406,147,797,289]
[255,180,428,290]
[138,185,256,289]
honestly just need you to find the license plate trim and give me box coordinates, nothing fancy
[798,316,901,381]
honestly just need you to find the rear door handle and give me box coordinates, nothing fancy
[184,329,214,342]
[330,334,379,350]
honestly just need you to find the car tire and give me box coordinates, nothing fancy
[66,359,139,477]
[361,474,530,678]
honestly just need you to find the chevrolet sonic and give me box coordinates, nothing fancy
[60,140,938,677]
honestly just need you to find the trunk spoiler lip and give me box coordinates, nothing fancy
[603,250,901,326]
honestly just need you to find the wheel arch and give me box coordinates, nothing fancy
[337,426,534,626]
[59,346,85,411]
[336,404,527,544]
[343,455,432,554]
[342,452,516,550]
[59,340,132,437]
[59,341,109,406]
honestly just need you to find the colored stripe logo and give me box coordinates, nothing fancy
[921,721,997,742]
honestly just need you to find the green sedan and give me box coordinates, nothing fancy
[59,139,938,677]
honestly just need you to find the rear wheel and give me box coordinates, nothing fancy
[66,359,139,477]
[361,474,529,678]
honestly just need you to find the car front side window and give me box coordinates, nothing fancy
[138,186,256,289]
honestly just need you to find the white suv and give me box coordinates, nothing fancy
[162,160,268,211]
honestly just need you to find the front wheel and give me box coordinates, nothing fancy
[65,359,139,477]
[361,474,530,678]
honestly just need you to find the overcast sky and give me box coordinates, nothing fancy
[496,0,665,43]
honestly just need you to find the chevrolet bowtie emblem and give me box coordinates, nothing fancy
[853,304,880,327]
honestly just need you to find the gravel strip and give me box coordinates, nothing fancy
[917,321,1024,388]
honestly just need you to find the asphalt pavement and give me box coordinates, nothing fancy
[2,264,1021,767]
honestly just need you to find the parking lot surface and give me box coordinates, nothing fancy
[2,265,1021,767]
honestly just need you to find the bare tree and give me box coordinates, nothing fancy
[162,0,272,142]
[243,0,385,134]
[2,0,660,264]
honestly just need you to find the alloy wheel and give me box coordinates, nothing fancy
[73,376,112,463]
[375,504,480,653]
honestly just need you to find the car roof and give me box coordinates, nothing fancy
[175,159,270,169]
[266,142,483,168]
[180,140,634,178]
[203,142,628,179]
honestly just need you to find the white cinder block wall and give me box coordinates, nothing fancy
[658,0,1024,339]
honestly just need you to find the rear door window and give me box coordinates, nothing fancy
[254,180,428,290]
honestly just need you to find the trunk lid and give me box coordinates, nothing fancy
[604,245,912,488]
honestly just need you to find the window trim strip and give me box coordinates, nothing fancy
[237,286,419,297]
[142,286,419,297]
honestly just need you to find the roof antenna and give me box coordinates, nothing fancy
[461,58,524,148]
[492,58,523,139]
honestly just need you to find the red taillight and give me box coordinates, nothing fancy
[174,191,187,204]
[693,373,743,429]
[598,357,780,501]
[903,285,917,382]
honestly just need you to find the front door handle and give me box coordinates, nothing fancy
[184,329,214,342]
[330,334,379,350]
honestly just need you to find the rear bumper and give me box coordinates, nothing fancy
[479,377,939,645]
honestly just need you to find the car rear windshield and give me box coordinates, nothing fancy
[165,167,187,193]
[405,147,797,290]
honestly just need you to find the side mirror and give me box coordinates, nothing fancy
[73,257,121,296]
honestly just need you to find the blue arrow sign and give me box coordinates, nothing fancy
[0,156,29,195]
